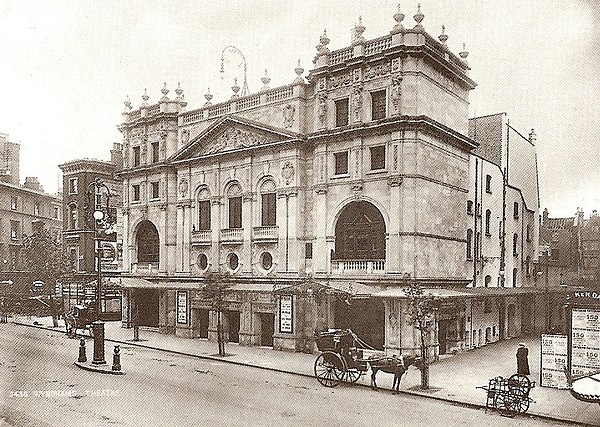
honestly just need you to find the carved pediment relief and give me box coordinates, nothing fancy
[200,126,272,156]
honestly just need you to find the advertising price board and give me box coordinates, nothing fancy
[279,295,293,333]
[540,334,568,389]
[177,291,188,324]
[571,307,600,378]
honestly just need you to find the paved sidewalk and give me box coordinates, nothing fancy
[10,316,600,426]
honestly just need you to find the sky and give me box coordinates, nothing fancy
[1,0,599,218]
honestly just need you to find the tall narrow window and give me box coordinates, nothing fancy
[467,200,473,215]
[513,233,518,256]
[370,145,386,170]
[467,229,473,259]
[335,98,349,127]
[227,183,242,229]
[10,220,19,240]
[260,180,277,227]
[513,202,519,218]
[198,200,211,230]
[485,210,491,235]
[334,151,349,175]
[133,146,141,167]
[151,141,160,163]
[10,196,17,211]
[33,202,40,215]
[68,204,77,229]
[371,90,387,120]
[132,184,141,202]
[151,181,159,199]
[68,178,78,194]
[485,175,492,193]
[512,268,518,286]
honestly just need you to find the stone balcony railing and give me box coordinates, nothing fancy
[220,228,243,243]
[191,229,212,244]
[131,262,159,274]
[252,226,279,242]
[330,260,386,274]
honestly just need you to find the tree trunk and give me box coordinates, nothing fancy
[420,329,430,389]
[217,310,225,356]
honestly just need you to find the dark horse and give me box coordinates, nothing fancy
[368,354,423,392]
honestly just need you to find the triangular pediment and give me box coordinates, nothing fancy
[172,116,300,162]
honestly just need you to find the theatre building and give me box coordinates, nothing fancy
[117,6,541,358]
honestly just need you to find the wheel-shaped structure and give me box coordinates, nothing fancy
[508,374,531,392]
[496,388,526,417]
[336,367,361,383]
[314,351,345,387]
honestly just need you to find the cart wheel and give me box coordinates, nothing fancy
[496,388,525,417]
[314,351,343,387]
[508,374,531,391]
[337,367,361,383]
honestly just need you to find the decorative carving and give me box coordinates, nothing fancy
[364,62,390,80]
[391,75,402,113]
[281,162,295,185]
[350,181,363,197]
[314,184,327,195]
[393,144,399,170]
[353,68,361,82]
[352,85,362,122]
[179,178,189,197]
[388,175,403,187]
[391,58,401,73]
[201,127,268,155]
[181,129,190,145]
[210,195,223,206]
[329,73,352,89]
[318,77,326,91]
[282,104,295,128]
[317,93,328,126]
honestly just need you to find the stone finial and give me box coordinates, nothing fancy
[413,3,424,31]
[439,26,448,45]
[459,42,469,59]
[231,78,240,99]
[175,82,183,98]
[261,69,271,91]
[320,28,330,47]
[141,89,149,108]
[352,16,366,45]
[529,129,537,143]
[160,82,169,102]
[294,60,304,84]
[175,83,187,107]
[204,88,213,106]
[391,3,405,34]
[123,95,132,112]
[316,29,330,56]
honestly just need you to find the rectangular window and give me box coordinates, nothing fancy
[132,184,140,202]
[54,206,60,219]
[10,196,17,211]
[334,151,349,175]
[229,196,242,229]
[33,201,40,215]
[485,175,492,193]
[261,193,277,226]
[152,142,160,163]
[69,247,78,272]
[133,146,141,167]
[151,181,159,200]
[335,98,349,127]
[10,220,19,240]
[550,248,559,261]
[68,178,78,194]
[305,242,313,259]
[371,90,387,120]
[198,200,211,230]
[513,202,519,218]
[370,145,386,170]
[467,200,473,215]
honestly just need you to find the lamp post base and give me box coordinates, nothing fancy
[91,321,106,365]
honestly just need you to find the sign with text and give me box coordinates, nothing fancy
[279,295,293,333]
[177,291,188,324]
[571,308,600,377]
[540,334,569,389]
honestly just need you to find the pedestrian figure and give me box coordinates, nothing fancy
[516,342,530,375]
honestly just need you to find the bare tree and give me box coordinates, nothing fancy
[404,281,438,389]
[197,272,233,356]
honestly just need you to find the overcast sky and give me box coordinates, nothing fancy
[1,0,598,218]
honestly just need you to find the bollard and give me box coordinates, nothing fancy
[78,338,87,362]
[112,345,121,371]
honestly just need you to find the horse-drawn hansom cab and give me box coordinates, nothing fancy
[314,328,423,391]
[64,303,96,338]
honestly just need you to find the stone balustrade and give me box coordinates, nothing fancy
[220,228,243,243]
[252,226,279,241]
[330,260,386,274]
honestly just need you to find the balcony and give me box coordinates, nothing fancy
[191,229,212,245]
[330,260,386,274]
[253,226,279,242]
[131,262,159,274]
[220,228,243,244]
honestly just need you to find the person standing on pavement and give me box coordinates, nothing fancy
[516,342,530,375]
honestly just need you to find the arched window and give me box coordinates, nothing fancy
[196,188,211,231]
[484,275,492,287]
[137,220,159,263]
[68,203,78,230]
[485,210,491,235]
[227,183,242,229]
[466,229,473,259]
[334,201,385,260]
[259,179,276,227]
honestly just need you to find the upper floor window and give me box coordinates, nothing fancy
[10,196,17,211]
[512,268,518,287]
[335,98,349,127]
[68,204,78,229]
[150,181,159,200]
[68,178,78,195]
[484,275,492,287]
[370,145,386,170]
[133,146,141,167]
[466,229,473,260]
[132,184,141,202]
[513,202,519,218]
[10,220,19,240]
[33,201,40,216]
[198,200,211,231]
[151,141,160,163]
[485,209,491,236]
[334,151,349,175]
[260,180,277,227]
[467,200,473,215]
[485,175,492,193]
[227,183,242,229]
[526,224,531,242]
[526,256,531,276]
[371,90,387,120]
[54,206,60,219]
[551,248,559,261]
[513,233,518,256]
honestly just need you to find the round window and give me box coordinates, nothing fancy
[227,253,239,271]
[261,252,273,270]
[197,253,208,271]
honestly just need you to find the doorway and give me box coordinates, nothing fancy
[193,308,209,339]
[135,289,159,327]
[334,298,384,350]
[259,313,275,347]
[438,320,449,355]
[227,310,240,343]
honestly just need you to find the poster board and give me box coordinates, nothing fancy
[279,295,293,333]
[540,334,569,388]
[567,291,600,381]
[177,291,188,324]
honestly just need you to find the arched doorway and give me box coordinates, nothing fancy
[136,220,159,264]
[334,298,385,350]
[334,201,385,261]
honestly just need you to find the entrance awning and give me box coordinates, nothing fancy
[273,280,376,298]
[373,287,473,299]
[118,277,203,290]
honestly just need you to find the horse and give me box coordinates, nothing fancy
[368,354,423,392]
